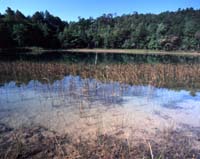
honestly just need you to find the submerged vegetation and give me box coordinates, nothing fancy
[0,7,200,51]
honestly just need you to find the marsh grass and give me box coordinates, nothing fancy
[0,62,200,92]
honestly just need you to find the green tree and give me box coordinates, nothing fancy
[15,10,26,21]
[4,7,15,21]
[1,7,200,51]
[195,31,200,51]
[12,24,28,46]
[32,12,44,23]
[0,23,13,48]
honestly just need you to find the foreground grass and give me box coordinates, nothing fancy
[0,124,199,159]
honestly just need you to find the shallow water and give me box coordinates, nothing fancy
[0,75,200,139]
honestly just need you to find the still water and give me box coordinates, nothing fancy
[0,74,200,139]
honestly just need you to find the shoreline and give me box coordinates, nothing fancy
[1,48,200,56]
[65,49,200,56]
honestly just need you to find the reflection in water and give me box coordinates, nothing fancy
[0,75,200,140]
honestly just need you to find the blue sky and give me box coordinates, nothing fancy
[0,0,200,21]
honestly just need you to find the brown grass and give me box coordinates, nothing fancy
[0,62,200,91]
[0,124,199,159]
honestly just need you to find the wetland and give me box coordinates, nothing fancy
[0,52,200,158]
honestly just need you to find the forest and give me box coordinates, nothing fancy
[0,7,200,51]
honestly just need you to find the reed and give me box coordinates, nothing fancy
[0,61,199,92]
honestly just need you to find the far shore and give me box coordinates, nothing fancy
[1,48,200,56]
[65,48,200,56]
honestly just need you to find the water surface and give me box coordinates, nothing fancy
[0,74,199,139]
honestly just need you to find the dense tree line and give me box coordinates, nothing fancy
[0,7,200,51]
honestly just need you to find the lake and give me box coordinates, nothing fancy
[0,52,200,158]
